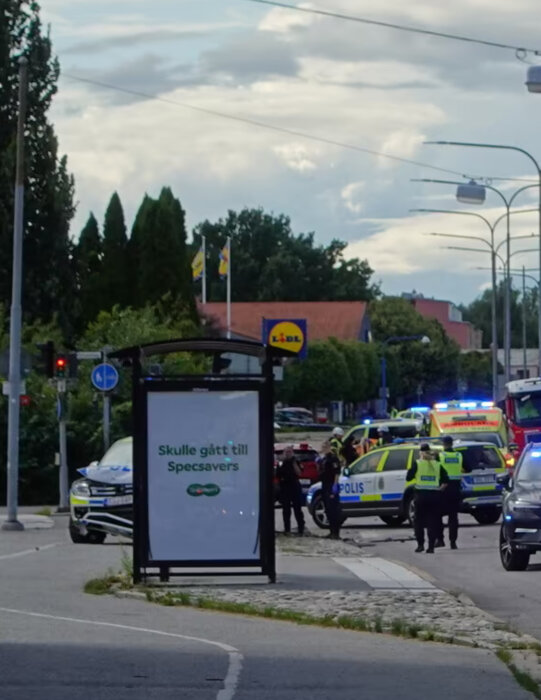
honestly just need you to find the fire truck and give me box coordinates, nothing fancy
[503,378,541,453]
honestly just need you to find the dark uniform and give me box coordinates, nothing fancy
[436,449,464,549]
[277,456,305,535]
[407,450,449,553]
[320,451,342,539]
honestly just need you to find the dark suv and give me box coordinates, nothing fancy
[500,443,541,570]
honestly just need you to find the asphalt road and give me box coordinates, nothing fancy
[0,513,530,700]
[338,512,541,639]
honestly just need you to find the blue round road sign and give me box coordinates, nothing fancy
[91,363,119,392]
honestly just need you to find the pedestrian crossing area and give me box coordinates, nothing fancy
[333,556,438,591]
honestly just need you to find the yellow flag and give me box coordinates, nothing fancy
[218,242,229,278]
[191,248,204,281]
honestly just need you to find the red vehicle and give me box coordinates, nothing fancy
[503,378,541,453]
[273,442,320,503]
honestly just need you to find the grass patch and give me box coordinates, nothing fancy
[35,507,52,516]
[497,649,541,698]
[84,575,121,595]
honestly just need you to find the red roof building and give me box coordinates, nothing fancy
[201,301,371,342]
[403,295,482,350]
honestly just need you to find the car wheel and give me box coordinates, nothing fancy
[473,507,501,525]
[69,519,106,544]
[405,494,416,526]
[379,515,406,527]
[310,493,329,529]
[499,525,530,571]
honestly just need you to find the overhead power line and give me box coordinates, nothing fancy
[63,72,475,178]
[61,74,537,184]
[245,0,541,56]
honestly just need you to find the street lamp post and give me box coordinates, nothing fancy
[380,335,430,416]
[412,206,538,395]
[413,177,539,383]
[424,141,541,379]
[476,266,541,378]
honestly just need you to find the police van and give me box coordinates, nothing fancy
[306,439,507,529]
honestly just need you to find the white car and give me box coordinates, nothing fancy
[69,437,133,544]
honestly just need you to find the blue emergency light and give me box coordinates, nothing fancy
[434,402,448,410]
[410,406,430,413]
[363,419,371,425]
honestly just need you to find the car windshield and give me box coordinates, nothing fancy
[512,394,541,426]
[447,432,503,447]
[99,440,132,468]
[368,425,418,439]
[517,450,541,483]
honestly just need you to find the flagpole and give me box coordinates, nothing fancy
[201,235,207,304]
[226,236,231,338]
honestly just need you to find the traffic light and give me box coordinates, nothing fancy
[36,341,55,378]
[55,353,67,378]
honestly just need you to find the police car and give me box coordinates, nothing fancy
[306,439,507,529]
[69,437,133,544]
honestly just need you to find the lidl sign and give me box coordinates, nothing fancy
[262,318,307,359]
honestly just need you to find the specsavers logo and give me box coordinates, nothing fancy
[187,483,221,497]
[267,321,305,354]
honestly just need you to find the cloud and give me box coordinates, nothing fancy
[64,29,212,54]
[200,32,299,82]
[273,143,318,172]
[377,130,426,169]
[341,181,366,213]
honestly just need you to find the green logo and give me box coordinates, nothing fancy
[187,483,221,497]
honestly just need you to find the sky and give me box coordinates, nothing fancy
[39,0,541,305]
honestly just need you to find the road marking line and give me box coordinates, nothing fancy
[333,557,436,590]
[0,607,243,700]
[0,543,60,560]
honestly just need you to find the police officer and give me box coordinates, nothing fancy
[330,427,345,461]
[406,443,449,553]
[276,445,305,536]
[435,435,464,550]
[319,440,342,540]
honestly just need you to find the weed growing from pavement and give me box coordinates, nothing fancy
[496,649,541,698]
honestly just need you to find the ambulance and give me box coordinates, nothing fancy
[429,400,514,468]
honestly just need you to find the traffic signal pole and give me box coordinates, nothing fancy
[3,58,28,532]
[57,379,69,512]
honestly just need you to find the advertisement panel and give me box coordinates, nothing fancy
[146,390,260,561]
[262,318,307,359]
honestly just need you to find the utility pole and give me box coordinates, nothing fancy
[522,266,528,376]
[103,348,111,451]
[57,378,69,511]
[3,57,28,532]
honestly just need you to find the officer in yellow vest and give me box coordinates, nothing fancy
[406,443,449,553]
[435,435,464,550]
[330,427,344,462]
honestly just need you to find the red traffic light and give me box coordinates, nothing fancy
[55,354,67,377]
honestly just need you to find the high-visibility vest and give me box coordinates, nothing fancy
[415,459,441,490]
[330,437,343,456]
[439,451,463,480]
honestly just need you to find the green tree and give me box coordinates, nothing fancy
[73,213,102,331]
[129,189,196,318]
[100,192,129,310]
[193,208,379,302]
[458,351,492,398]
[370,297,460,404]
[281,340,351,406]
[0,1,75,336]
